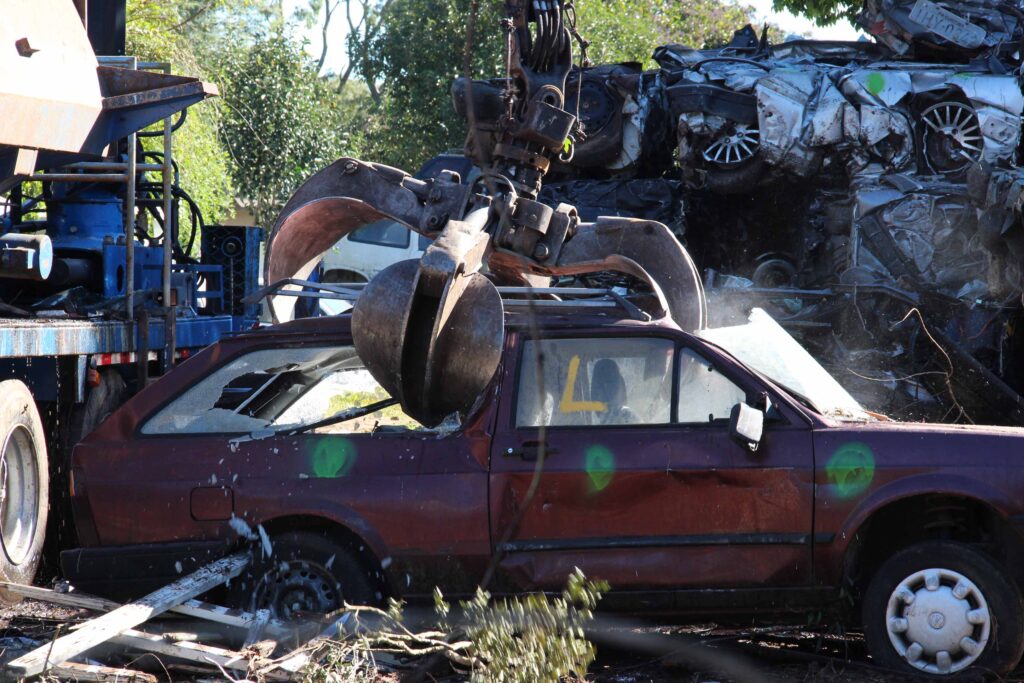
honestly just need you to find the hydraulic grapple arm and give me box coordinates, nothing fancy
[264,0,707,426]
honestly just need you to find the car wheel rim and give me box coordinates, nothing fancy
[0,425,37,566]
[254,559,341,619]
[920,101,982,174]
[702,124,759,166]
[885,567,991,674]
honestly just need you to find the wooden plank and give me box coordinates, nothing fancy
[7,553,249,678]
[48,661,157,682]
[106,628,290,681]
[0,582,291,635]
[243,608,271,647]
[262,612,353,676]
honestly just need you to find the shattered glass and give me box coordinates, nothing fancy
[142,347,421,435]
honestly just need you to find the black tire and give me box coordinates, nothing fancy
[239,530,380,619]
[862,540,1024,679]
[702,153,767,194]
[0,380,49,590]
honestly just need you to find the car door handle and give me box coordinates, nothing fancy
[506,441,558,461]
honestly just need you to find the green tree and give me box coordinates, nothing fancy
[771,0,856,25]
[354,0,504,170]
[126,0,237,230]
[217,35,366,226]
[576,0,762,65]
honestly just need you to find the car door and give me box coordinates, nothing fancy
[489,330,815,596]
[95,341,490,597]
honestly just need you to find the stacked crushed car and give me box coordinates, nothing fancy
[453,0,1024,424]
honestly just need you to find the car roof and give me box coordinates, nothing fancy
[230,308,682,347]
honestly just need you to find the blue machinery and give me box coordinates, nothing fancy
[0,1,260,403]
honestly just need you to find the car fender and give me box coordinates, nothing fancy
[829,471,1015,564]
[255,500,399,594]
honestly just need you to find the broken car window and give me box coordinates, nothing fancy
[516,338,674,427]
[141,347,420,435]
[676,348,747,423]
[698,308,871,420]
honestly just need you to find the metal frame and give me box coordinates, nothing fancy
[27,56,178,342]
[246,278,651,320]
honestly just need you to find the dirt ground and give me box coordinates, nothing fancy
[1,600,1021,682]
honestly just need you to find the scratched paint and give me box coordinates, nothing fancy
[585,444,616,492]
[825,442,875,498]
[311,438,357,478]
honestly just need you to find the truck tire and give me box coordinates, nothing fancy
[0,380,49,589]
[862,540,1024,678]
[239,530,379,618]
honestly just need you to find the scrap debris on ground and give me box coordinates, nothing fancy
[0,601,990,682]
[0,554,338,681]
[0,557,1009,683]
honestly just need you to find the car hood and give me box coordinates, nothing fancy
[815,419,1024,470]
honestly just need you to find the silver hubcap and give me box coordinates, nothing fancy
[0,425,37,566]
[702,124,759,165]
[885,567,990,674]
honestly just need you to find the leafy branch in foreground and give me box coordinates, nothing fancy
[302,568,607,682]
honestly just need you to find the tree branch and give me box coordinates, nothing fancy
[316,0,340,74]
[171,0,219,31]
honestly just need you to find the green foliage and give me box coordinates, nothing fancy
[327,386,418,428]
[126,0,236,228]
[303,569,606,682]
[576,0,762,66]
[218,36,366,226]
[354,0,505,170]
[772,0,857,25]
[459,568,607,682]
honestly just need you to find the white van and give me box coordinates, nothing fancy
[321,220,432,284]
[320,155,476,284]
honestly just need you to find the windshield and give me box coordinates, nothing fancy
[697,308,872,421]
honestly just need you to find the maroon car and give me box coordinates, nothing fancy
[64,301,1024,678]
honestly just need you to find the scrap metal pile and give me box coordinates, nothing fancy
[266,0,1024,426]
[517,0,1024,425]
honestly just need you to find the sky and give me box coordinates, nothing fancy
[285,0,863,76]
[747,0,862,41]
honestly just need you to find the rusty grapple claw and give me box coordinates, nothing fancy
[352,207,504,426]
[264,1,707,428]
[352,260,503,426]
[263,159,707,427]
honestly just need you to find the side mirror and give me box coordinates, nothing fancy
[729,402,764,452]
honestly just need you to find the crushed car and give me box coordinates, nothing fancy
[62,295,1024,678]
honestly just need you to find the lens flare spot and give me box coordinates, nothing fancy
[311,438,357,478]
[826,442,875,498]
[585,444,615,493]
[865,72,885,95]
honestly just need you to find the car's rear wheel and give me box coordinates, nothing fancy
[243,530,379,619]
[0,381,48,589]
[863,541,1024,678]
